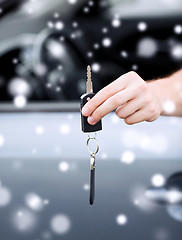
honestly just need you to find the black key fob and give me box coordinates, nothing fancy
[80,93,102,133]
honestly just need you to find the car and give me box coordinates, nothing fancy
[0,0,181,240]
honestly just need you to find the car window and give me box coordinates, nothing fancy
[0,0,181,111]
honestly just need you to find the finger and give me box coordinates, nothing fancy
[124,108,149,125]
[82,71,140,116]
[87,86,137,124]
[116,96,145,119]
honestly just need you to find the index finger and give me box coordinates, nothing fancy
[81,71,136,116]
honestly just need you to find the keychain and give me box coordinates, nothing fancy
[86,133,99,204]
[80,65,102,205]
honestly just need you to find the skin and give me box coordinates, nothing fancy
[81,69,182,125]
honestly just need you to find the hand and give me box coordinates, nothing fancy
[81,71,162,125]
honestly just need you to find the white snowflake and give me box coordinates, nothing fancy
[58,161,70,172]
[116,214,128,225]
[102,27,108,33]
[162,100,176,113]
[25,193,44,211]
[60,36,65,42]
[12,58,18,64]
[93,43,100,49]
[131,64,138,71]
[101,153,108,160]
[72,21,78,28]
[55,21,64,30]
[14,95,27,108]
[112,18,121,28]
[35,126,44,135]
[68,0,77,4]
[59,124,70,134]
[12,208,37,232]
[102,37,112,47]
[83,7,89,13]
[137,37,158,58]
[54,12,60,18]
[137,22,147,32]
[88,1,94,6]
[32,148,37,154]
[87,51,93,58]
[174,24,182,34]
[47,21,54,29]
[171,44,182,59]
[121,151,135,164]
[0,135,5,147]
[83,184,89,191]
[50,214,71,235]
[91,63,101,72]
[0,187,11,207]
[151,174,165,187]
[120,50,128,58]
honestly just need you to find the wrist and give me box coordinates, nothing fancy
[147,78,170,115]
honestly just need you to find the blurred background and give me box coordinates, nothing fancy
[0,0,182,239]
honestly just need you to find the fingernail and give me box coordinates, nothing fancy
[88,116,96,125]
[82,107,90,116]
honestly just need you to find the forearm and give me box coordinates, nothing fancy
[147,69,182,117]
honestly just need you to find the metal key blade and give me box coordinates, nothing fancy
[86,65,93,94]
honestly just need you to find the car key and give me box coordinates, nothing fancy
[81,66,101,205]
[80,65,102,133]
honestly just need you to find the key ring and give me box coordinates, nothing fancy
[88,132,97,139]
[86,136,99,156]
